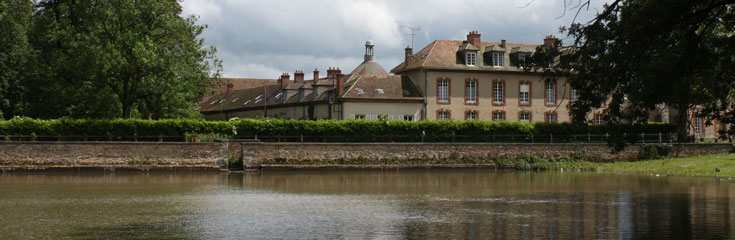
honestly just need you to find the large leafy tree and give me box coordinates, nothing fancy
[26,0,221,119]
[0,0,33,119]
[532,0,735,141]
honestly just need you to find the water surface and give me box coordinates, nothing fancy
[1,170,734,239]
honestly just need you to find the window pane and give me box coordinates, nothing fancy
[466,80,476,103]
[493,81,503,104]
[520,82,530,104]
[438,80,448,102]
[545,83,555,104]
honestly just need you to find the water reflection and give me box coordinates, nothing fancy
[1,171,733,239]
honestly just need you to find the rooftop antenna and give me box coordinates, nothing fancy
[400,25,420,48]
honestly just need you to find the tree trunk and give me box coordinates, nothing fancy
[122,104,132,119]
[676,104,690,143]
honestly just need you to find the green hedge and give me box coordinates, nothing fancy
[0,117,676,142]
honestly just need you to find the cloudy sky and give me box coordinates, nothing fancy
[181,0,610,79]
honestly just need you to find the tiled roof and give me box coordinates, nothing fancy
[391,40,541,73]
[349,61,389,75]
[200,78,277,104]
[342,75,422,99]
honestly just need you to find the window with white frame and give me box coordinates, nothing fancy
[438,111,450,120]
[493,111,505,121]
[403,115,413,121]
[545,112,557,123]
[492,52,504,67]
[466,52,477,66]
[545,82,556,105]
[493,81,504,104]
[465,80,477,103]
[571,88,579,103]
[354,114,366,120]
[519,82,530,104]
[594,114,603,125]
[695,117,703,133]
[438,79,449,103]
[465,111,477,120]
[520,112,531,122]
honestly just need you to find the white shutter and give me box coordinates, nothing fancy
[398,115,404,121]
[414,114,419,121]
[388,115,394,120]
[349,114,355,119]
[370,114,378,120]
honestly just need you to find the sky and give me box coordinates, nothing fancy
[180,0,610,79]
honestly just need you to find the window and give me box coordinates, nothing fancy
[465,79,477,104]
[465,111,478,120]
[694,117,703,133]
[493,111,505,121]
[571,88,579,103]
[466,52,477,66]
[519,81,530,105]
[438,110,451,120]
[519,112,531,122]
[493,80,504,105]
[403,115,413,121]
[594,114,604,125]
[354,114,366,120]
[545,82,556,105]
[492,52,504,67]
[545,112,557,123]
[437,79,450,103]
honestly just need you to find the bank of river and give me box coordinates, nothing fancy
[1,171,734,239]
[595,153,735,178]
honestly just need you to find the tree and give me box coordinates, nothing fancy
[0,0,33,119]
[531,0,735,142]
[26,0,221,119]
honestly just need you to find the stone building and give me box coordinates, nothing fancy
[391,31,581,122]
[199,39,423,121]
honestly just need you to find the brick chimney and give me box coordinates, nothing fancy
[404,45,413,63]
[280,73,290,88]
[336,73,345,97]
[327,67,341,78]
[313,68,319,81]
[544,35,558,48]
[501,39,506,49]
[467,30,481,48]
[294,70,304,84]
[226,82,234,96]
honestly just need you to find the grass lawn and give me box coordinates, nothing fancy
[596,153,735,178]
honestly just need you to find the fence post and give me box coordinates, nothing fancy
[550,133,553,144]
[588,133,591,142]
[641,132,645,144]
[531,133,534,143]
[300,134,303,142]
[659,132,662,144]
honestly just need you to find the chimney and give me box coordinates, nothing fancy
[327,67,341,77]
[294,70,304,84]
[544,35,558,48]
[467,30,481,48]
[336,73,345,97]
[404,45,413,63]
[313,68,319,81]
[226,82,234,96]
[501,39,506,49]
[280,73,290,88]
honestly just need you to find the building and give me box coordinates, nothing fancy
[392,31,578,122]
[199,39,423,121]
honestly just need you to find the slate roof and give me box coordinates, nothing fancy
[391,40,541,73]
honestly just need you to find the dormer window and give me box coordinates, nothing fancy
[492,52,504,67]
[466,52,477,66]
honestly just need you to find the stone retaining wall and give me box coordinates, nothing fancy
[240,142,734,167]
[0,142,227,171]
[0,141,732,171]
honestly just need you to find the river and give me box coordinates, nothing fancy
[1,170,733,239]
